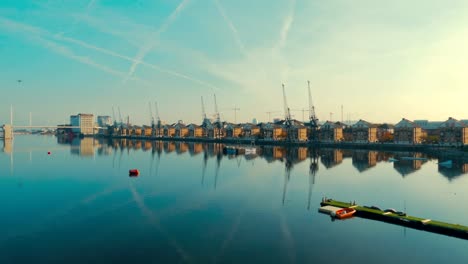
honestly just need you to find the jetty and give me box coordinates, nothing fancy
[320,198,468,240]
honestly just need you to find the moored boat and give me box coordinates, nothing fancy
[335,207,356,219]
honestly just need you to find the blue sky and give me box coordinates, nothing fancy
[1,0,468,126]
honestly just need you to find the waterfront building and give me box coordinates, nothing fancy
[188,124,203,137]
[351,120,378,143]
[131,126,142,137]
[261,122,286,140]
[414,120,443,137]
[225,123,243,138]
[174,122,189,138]
[163,124,176,137]
[70,113,94,135]
[394,118,423,144]
[242,123,260,138]
[320,121,344,142]
[207,121,225,138]
[143,125,152,137]
[439,117,468,146]
[1,124,12,139]
[377,123,395,142]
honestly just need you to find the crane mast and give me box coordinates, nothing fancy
[214,94,220,123]
[148,102,155,127]
[201,96,207,120]
[308,80,319,141]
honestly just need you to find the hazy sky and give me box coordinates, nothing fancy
[1,0,468,126]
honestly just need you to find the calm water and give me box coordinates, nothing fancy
[1,135,467,263]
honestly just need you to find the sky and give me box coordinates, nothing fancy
[1,0,468,126]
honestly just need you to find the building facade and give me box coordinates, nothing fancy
[320,121,344,142]
[394,118,422,144]
[439,117,468,146]
[70,114,94,135]
[351,120,378,143]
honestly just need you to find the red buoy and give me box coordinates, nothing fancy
[48,151,51,155]
[129,169,140,177]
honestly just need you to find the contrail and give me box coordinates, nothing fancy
[0,16,217,91]
[212,0,247,56]
[122,0,191,84]
[277,0,296,49]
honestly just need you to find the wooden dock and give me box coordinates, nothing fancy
[320,199,468,240]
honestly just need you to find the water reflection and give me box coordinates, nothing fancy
[53,137,468,181]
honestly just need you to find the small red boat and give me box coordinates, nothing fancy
[129,169,140,177]
[335,207,356,219]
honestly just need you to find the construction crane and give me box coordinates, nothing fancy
[118,107,123,126]
[265,111,281,122]
[112,106,117,126]
[148,102,155,128]
[282,84,293,141]
[308,80,319,142]
[214,94,221,123]
[201,96,207,120]
[290,108,309,122]
[154,102,161,136]
[213,94,222,138]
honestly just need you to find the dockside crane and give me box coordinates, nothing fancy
[149,102,155,128]
[282,84,294,142]
[201,96,207,121]
[112,106,117,126]
[213,94,222,138]
[308,80,319,142]
[154,102,161,136]
[118,107,123,126]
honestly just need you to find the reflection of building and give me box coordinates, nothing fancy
[71,137,95,156]
[2,139,12,154]
[70,114,94,135]
[352,150,377,172]
[392,152,426,176]
[321,149,343,169]
[394,118,422,144]
[438,162,468,181]
[188,143,203,156]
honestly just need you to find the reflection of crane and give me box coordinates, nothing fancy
[201,144,209,185]
[214,146,222,189]
[307,147,319,210]
[282,155,293,205]
[308,80,320,142]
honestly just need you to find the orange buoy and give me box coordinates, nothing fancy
[129,169,140,177]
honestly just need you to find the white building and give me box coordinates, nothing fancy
[71,114,94,135]
[97,116,112,127]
